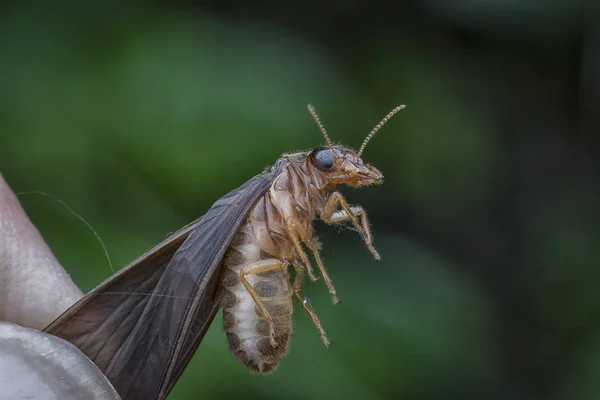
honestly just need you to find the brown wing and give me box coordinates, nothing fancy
[45,163,284,400]
[44,219,198,368]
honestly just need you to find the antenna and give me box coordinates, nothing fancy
[358,105,406,156]
[307,104,333,147]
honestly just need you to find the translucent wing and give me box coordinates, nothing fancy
[44,219,197,369]
[45,165,282,400]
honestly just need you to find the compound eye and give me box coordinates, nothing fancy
[310,147,334,171]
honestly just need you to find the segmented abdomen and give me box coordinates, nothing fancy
[221,221,293,373]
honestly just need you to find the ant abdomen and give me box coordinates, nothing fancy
[221,225,293,373]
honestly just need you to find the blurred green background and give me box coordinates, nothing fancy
[2,0,600,399]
